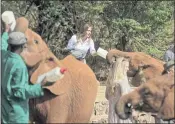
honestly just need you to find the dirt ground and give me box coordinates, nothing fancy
[90,86,108,123]
[90,86,156,123]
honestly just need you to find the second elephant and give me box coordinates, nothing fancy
[106,49,165,87]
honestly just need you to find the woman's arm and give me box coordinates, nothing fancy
[66,35,77,50]
[113,83,122,101]
[89,39,96,56]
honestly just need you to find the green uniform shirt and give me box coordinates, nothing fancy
[1,32,44,123]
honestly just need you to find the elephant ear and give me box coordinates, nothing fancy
[30,57,71,95]
[157,86,174,120]
[14,17,29,33]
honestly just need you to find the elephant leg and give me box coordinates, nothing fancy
[47,104,68,123]
[46,93,95,123]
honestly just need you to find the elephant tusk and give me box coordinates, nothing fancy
[127,103,132,108]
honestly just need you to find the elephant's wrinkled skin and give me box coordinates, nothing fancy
[116,72,174,121]
[14,17,98,123]
[106,49,164,86]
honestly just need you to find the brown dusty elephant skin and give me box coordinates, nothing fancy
[106,49,164,86]
[15,17,98,123]
[116,72,174,121]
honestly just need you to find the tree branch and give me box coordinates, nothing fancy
[24,0,34,16]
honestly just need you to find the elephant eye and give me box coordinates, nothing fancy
[34,40,39,44]
[48,57,54,61]
[144,92,150,96]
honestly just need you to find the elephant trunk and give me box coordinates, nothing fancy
[115,90,141,119]
[115,95,131,119]
[14,17,29,33]
[106,49,127,64]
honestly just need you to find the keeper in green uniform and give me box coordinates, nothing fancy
[1,24,49,123]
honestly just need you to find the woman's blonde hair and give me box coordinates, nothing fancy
[106,57,129,94]
[114,57,129,80]
[107,57,129,86]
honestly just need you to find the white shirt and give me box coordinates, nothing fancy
[66,35,96,58]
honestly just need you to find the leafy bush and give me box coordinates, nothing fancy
[1,1,173,80]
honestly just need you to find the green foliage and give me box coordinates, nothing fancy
[1,1,174,79]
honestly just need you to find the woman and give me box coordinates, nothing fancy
[105,57,132,123]
[65,23,97,63]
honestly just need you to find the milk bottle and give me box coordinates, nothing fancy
[36,67,67,84]
[2,11,16,31]
[97,47,108,59]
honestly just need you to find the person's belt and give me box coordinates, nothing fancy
[77,57,85,61]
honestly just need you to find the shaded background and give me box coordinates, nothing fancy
[1,0,174,82]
